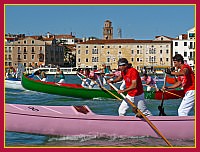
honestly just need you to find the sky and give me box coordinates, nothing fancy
[5,5,195,40]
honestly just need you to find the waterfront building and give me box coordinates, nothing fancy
[76,38,173,72]
[173,27,195,70]
[5,36,65,69]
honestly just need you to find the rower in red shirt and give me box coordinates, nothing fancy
[107,58,152,117]
[163,54,195,116]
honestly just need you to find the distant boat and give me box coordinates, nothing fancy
[5,78,25,90]
[25,67,78,75]
[6,103,194,140]
[21,74,185,100]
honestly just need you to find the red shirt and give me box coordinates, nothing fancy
[121,67,144,96]
[178,64,195,93]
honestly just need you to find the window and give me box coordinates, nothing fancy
[92,49,98,54]
[160,58,162,61]
[184,52,187,57]
[86,50,89,54]
[24,47,27,53]
[18,47,20,52]
[119,46,121,48]
[32,47,34,53]
[107,46,110,48]
[32,55,34,60]
[24,40,26,44]
[92,57,98,62]
[184,42,187,46]
[131,58,134,62]
[107,51,110,54]
[107,58,110,62]
[166,50,169,54]
[189,42,193,49]
[86,46,88,48]
[137,58,139,62]
[189,33,195,38]
[131,50,134,54]
[160,50,162,54]
[175,42,178,46]
[18,55,20,60]
[78,58,80,62]
[166,58,169,62]
[32,40,34,44]
[86,58,88,62]
[78,50,80,54]
[102,45,104,48]
[137,50,140,54]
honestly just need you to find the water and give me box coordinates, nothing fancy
[5,75,195,147]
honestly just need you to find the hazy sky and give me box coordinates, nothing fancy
[5,5,195,40]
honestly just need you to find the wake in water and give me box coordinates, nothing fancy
[45,134,195,147]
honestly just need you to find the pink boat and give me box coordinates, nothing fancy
[6,104,195,140]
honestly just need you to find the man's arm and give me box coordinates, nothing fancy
[171,68,188,76]
[118,79,136,94]
[107,75,123,83]
[163,81,182,90]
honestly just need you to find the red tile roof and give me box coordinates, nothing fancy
[79,39,172,44]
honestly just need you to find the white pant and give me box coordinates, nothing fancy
[146,84,158,91]
[178,90,195,116]
[120,80,126,90]
[118,93,152,116]
[58,79,65,83]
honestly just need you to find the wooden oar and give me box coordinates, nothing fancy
[145,84,183,99]
[35,75,42,81]
[158,74,167,116]
[164,90,183,98]
[77,72,122,100]
[108,82,173,147]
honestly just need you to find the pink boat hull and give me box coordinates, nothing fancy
[6,104,195,140]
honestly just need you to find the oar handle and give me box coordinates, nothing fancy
[108,82,173,147]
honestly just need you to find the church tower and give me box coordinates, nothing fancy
[103,20,113,40]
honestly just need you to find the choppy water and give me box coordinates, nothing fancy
[5,75,195,147]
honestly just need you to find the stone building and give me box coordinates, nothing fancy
[5,36,65,69]
[76,38,173,71]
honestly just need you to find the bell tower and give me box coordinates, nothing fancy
[103,20,113,40]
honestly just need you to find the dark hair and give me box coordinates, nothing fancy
[173,54,184,64]
[118,58,128,66]
[128,63,132,68]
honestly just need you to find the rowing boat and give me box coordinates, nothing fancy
[21,74,185,100]
[6,104,194,140]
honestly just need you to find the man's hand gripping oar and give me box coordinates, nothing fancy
[108,82,173,147]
